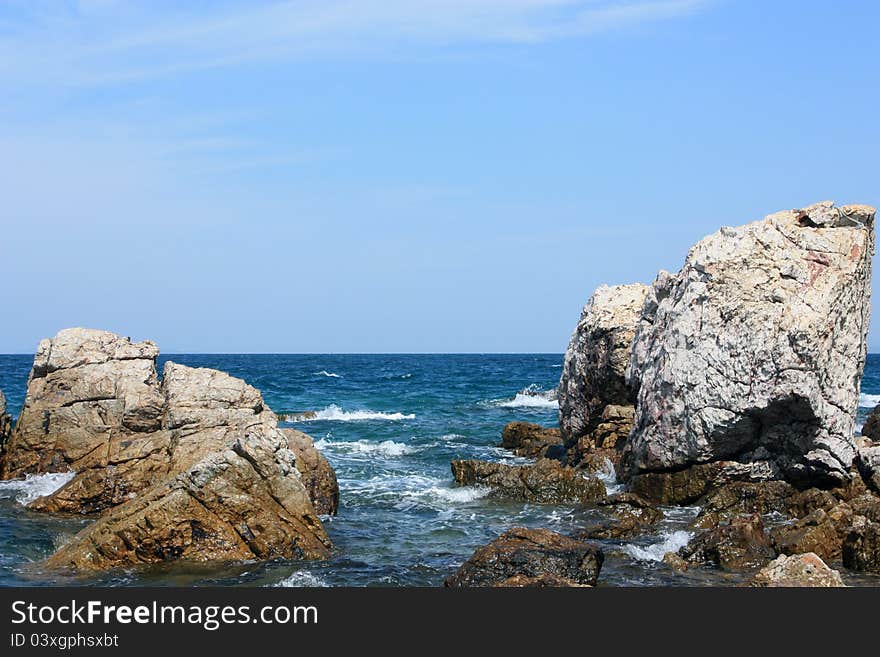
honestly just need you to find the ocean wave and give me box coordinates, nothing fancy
[488,384,559,410]
[314,438,418,457]
[623,531,693,562]
[314,370,341,378]
[551,364,563,368]
[0,472,76,506]
[295,404,415,422]
[593,457,623,494]
[859,393,880,409]
[272,571,329,587]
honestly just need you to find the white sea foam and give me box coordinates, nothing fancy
[272,571,329,587]
[623,531,693,562]
[301,404,415,422]
[0,472,76,506]
[490,384,559,409]
[551,364,563,368]
[314,438,418,457]
[593,457,623,494]
[314,370,341,378]
[439,433,466,441]
[859,393,880,408]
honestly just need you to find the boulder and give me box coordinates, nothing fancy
[628,460,779,505]
[748,553,845,587]
[861,405,880,441]
[770,504,855,562]
[282,428,339,515]
[626,202,875,487]
[500,422,563,459]
[450,458,606,504]
[44,434,332,570]
[856,442,880,495]
[493,573,590,587]
[693,480,796,529]
[842,519,880,573]
[679,514,776,571]
[444,527,603,587]
[574,492,663,540]
[558,283,648,444]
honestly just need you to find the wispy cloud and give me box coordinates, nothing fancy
[0,0,710,85]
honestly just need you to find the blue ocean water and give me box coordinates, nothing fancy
[1,353,879,587]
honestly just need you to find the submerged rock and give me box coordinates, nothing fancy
[444,527,603,587]
[450,458,606,504]
[626,202,875,487]
[679,514,776,571]
[748,553,845,587]
[574,492,663,540]
[282,428,339,516]
[500,422,563,459]
[558,283,648,444]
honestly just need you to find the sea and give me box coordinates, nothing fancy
[2,353,879,588]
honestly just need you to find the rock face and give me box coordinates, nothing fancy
[500,422,562,459]
[749,553,845,587]
[0,328,336,570]
[0,389,11,452]
[861,405,880,441]
[856,442,880,495]
[444,527,603,587]
[450,459,606,504]
[558,283,648,444]
[282,428,339,516]
[626,202,875,487]
[679,514,775,570]
[770,504,854,562]
[842,519,880,573]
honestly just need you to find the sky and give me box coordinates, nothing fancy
[0,0,877,353]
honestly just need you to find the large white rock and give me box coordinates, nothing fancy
[626,202,875,486]
[558,283,648,442]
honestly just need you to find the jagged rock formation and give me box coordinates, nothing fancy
[0,389,11,454]
[499,422,562,459]
[678,513,776,571]
[558,283,647,445]
[573,492,662,540]
[857,440,880,495]
[749,553,845,587]
[626,202,875,487]
[450,458,606,504]
[0,328,335,570]
[444,527,603,587]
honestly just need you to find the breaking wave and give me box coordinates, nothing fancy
[623,531,693,562]
[314,438,418,457]
[272,571,329,587]
[295,405,415,422]
[859,393,880,409]
[314,370,341,378]
[0,472,76,506]
[488,384,558,409]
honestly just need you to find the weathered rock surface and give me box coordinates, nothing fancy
[282,428,339,516]
[574,493,663,540]
[0,389,11,452]
[450,458,606,504]
[444,527,603,587]
[861,405,880,441]
[693,481,796,529]
[568,405,636,472]
[770,504,855,562]
[493,573,590,587]
[500,422,562,459]
[626,202,875,487]
[679,514,775,570]
[44,434,332,570]
[628,460,780,505]
[748,553,845,587]
[842,519,880,573]
[558,283,648,443]
[856,441,880,495]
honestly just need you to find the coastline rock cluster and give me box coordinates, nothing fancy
[0,328,337,571]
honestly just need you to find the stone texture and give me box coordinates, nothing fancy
[0,389,11,453]
[842,519,880,573]
[44,434,332,570]
[500,422,562,459]
[574,492,663,540]
[861,405,880,441]
[450,458,606,504]
[282,428,339,516]
[626,202,875,487]
[770,504,855,562]
[558,283,648,444]
[748,553,845,587]
[679,514,776,571]
[493,573,590,587]
[444,527,603,587]
[628,460,780,505]
[856,442,880,495]
[692,480,796,529]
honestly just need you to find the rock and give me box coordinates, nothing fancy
[626,202,875,487]
[748,553,845,587]
[444,527,603,587]
[558,283,648,444]
[849,492,880,523]
[693,481,796,529]
[493,574,590,587]
[500,422,563,458]
[679,514,776,570]
[574,493,663,540]
[0,389,11,453]
[662,552,689,572]
[282,428,339,516]
[856,442,880,495]
[44,433,332,571]
[450,458,606,504]
[770,504,854,562]
[628,460,778,505]
[842,519,880,573]
[861,405,880,441]
[0,328,164,479]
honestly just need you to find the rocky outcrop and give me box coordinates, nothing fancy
[444,527,603,587]
[500,422,562,459]
[451,459,606,504]
[770,504,855,562]
[862,405,880,441]
[626,202,875,487]
[558,283,647,444]
[0,389,11,453]
[842,519,880,573]
[679,514,775,571]
[693,481,796,529]
[44,434,332,570]
[856,441,880,495]
[574,493,662,540]
[748,553,845,587]
[282,428,339,516]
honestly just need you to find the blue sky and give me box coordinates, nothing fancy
[0,0,877,353]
